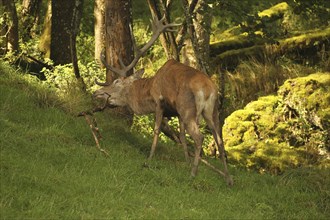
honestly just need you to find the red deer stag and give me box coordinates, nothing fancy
[93,17,233,185]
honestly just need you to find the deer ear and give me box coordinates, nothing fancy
[134,68,145,78]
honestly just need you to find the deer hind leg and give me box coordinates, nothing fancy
[203,105,233,186]
[185,119,204,177]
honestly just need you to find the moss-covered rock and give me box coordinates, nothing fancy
[278,73,330,130]
[223,73,330,174]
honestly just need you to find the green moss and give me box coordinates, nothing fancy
[210,36,264,56]
[223,72,330,174]
[246,96,278,111]
[230,109,256,121]
[279,27,330,51]
[279,72,330,128]
[258,2,289,18]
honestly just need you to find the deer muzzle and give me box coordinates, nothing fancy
[92,91,117,109]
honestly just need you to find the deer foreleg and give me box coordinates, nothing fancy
[179,118,190,163]
[148,105,163,160]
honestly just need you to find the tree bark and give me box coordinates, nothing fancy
[21,0,42,42]
[104,0,134,123]
[50,0,75,65]
[193,0,211,74]
[1,0,19,53]
[146,0,179,61]
[182,0,211,74]
[104,0,134,82]
[0,1,7,55]
[70,0,85,90]
[94,0,105,67]
[39,0,51,58]
[181,0,198,68]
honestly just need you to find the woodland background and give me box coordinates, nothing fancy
[0,0,329,218]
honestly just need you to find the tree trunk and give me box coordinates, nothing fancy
[146,0,179,61]
[70,0,85,90]
[104,0,134,123]
[94,0,105,67]
[0,1,7,55]
[39,0,51,58]
[104,0,134,82]
[21,0,42,42]
[181,0,197,68]
[50,0,75,65]
[1,0,19,53]
[182,0,211,74]
[193,0,211,74]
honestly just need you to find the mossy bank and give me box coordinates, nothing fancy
[223,72,330,174]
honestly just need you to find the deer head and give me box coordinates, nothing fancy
[92,69,145,108]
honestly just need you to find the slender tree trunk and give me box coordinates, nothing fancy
[94,0,105,67]
[50,0,75,65]
[193,0,211,74]
[182,0,211,74]
[182,0,197,68]
[0,0,7,55]
[70,0,86,90]
[21,0,42,42]
[1,0,19,53]
[146,0,179,61]
[39,0,51,58]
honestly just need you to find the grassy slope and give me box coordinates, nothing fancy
[0,65,329,219]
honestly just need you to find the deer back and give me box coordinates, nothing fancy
[150,59,218,115]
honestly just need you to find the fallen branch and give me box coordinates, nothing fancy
[188,151,226,177]
[200,157,226,177]
[78,111,109,157]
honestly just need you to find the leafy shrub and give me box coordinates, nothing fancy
[40,61,104,114]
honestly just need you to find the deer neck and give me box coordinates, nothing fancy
[127,77,156,115]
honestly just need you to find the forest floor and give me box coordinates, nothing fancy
[1,63,329,219]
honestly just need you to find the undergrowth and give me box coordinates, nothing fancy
[223,57,316,114]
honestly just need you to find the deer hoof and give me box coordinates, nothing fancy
[190,167,198,178]
[142,162,150,168]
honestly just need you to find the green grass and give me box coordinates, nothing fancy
[0,63,329,219]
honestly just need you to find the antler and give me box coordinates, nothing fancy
[100,15,181,78]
